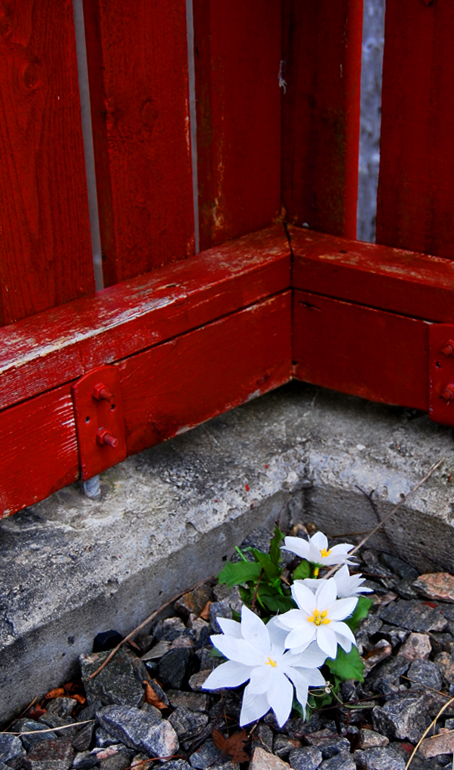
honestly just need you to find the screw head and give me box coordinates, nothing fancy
[441,385,454,402]
[92,382,114,402]
[96,428,119,448]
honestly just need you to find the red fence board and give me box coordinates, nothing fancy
[293,290,429,410]
[83,0,195,286]
[290,227,454,324]
[281,0,363,238]
[0,0,94,326]
[0,226,290,412]
[0,386,78,517]
[377,0,454,259]
[193,0,281,251]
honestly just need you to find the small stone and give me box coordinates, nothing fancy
[99,752,131,770]
[72,722,95,752]
[96,727,120,748]
[354,746,405,769]
[394,576,420,600]
[97,705,178,758]
[211,585,243,613]
[418,728,454,758]
[46,698,78,718]
[399,632,432,661]
[304,730,350,759]
[379,624,409,647]
[250,723,274,754]
[209,601,232,633]
[189,670,211,692]
[0,734,26,762]
[249,746,290,770]
[358,729,389,749]
[362,639,393,674]
[23,737,74,770]
[407,659,443,691]
[379,600,447,633]
[167,690,209,713]
[413,573,454,603]
[157,648,193,689]
[130,754,154,769]
[189,739,223,769]
[379,553,419,581]
[153,617,187,642]
[319,756,355,770]
[370,654,410,695]
[187,616,212,649]
[80,648,144,708]
[175,585,212,617]
[141,640,172,661]
[39,712,77,739]
[72,751,98,769]
[288,745,323,769]
[11,719,57,751]
[155,761,191,770]
[435,651,454,684]
[168,706,208,742]
[372,691,429,743]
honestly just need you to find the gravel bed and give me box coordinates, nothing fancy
[3,526,454,770]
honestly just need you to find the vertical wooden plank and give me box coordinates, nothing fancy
[281,0,363,238]
[193,0,282,251]
[83,0,195,287]
[0,0,94,326]
[376,1,454,260]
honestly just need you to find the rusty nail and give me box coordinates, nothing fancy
[97,428,119,448]
[92,383,114,402]
[440,385,454,402]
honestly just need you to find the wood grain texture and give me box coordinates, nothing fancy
[0,0,94,326]
[83,0,195,286]
[119,292,292,455]
[377,0,454,259]
[0,292,291,516]
[290,226,454,323]
[281,0,363,238]
[0,386,78,517]
[193,0,281,251]
[293,290,429,410]
[0,226,290,411]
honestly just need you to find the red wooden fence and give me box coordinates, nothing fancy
[1,0,453,517]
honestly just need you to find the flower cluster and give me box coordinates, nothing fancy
[203,529,372,727]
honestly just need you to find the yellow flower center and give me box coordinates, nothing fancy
[307,608,331,626]
[265,656,277,667]
[320,548,332,558]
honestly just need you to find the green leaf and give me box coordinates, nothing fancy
[252,550,281,582]
[345,596,374,631]
[258,589,295,613]
[269,526,284,566]
[218,560,262,587]
[292,560,311,580]
[325,645,364,683]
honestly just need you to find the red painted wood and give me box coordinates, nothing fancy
[0,386,78,518]
[0,226,290,412]
[0,292,291,517]
[429,324,454,428]
[290,227,454,324]
[119,292,291,455]
[281,0,363,238]
[193,0,281,251]
[376,1,454,259]
[293,290,429,410]
[83,0,195,286]
[0,0,94,326]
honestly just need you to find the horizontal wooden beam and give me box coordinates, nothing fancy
[0,225,290,412]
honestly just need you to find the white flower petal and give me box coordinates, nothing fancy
[202,660,252,690]
[211,635,260,666]
[266,617,289,648]
[302,667,326,688]
[248,665,273,694]
[328,596,358,621]
[216,617,242,637]
[329,543,355,561]
[241,605,270,655]
[276,609,305,630]
[267,671,293,728]
[292,582,317,615]
[337,635,353,653]
[240,685,270,726]
[329,621,357,645]
[315,578,337,609]
[316,625,338,659]
[299,578,320,592]
[285,623,316,651]
[285,641,327,668]
[285,668,310,715]
[310,531,328,552]
[282,536,310,560]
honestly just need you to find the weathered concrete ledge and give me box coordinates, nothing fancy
[1,382,454,723]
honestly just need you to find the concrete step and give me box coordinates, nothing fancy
[1,382,453,723]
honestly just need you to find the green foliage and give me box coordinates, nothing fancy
[292,560,311,580]
[345,596,374,632]
[325,645,365,683]
[217,560,262,587]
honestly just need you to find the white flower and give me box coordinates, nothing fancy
[202,605,326,727]
[298,566,372,598]
[282,531,356,567]
[277,578,358,659]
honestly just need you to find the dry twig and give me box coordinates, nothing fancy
[405,696,454,769]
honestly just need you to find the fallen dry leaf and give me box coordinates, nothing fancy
[143,681,168,710]
[199,601,212,621]
[44,688,65,700]
[212,728,249,763]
